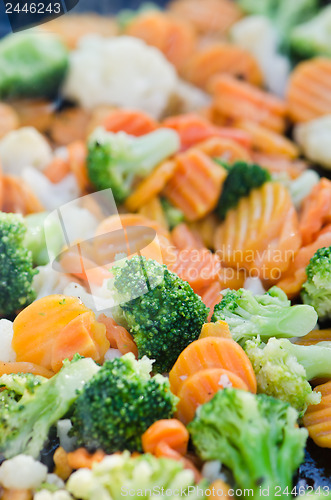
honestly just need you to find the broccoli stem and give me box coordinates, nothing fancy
[281,340,331,381]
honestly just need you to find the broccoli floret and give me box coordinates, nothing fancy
[111,256,209,373]
[0,357,99,459]
[216,161,271,220]
[301,246,331,321]
[244,337,321,415]
[70,353,178,454]
[87,127,180,203]
[189,388,308,498]
[24,212,64,266]
[212,286,317,344]
[0,212,37,317]
[290,5,331,58]
[161,198,185,229]
[0,32,68,99]
[0,372,47,398]
[67,450,207,500]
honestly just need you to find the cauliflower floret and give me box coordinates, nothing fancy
[57,420,77,453]
[230,16,290,97]
[0,319,16,362]
[0,127,52,174]
[34,491,73,500]
[294,115,331,169]
[63,282,114,317]
[0,455,47,489]
[63,35,178,119]
[33,264,72,300]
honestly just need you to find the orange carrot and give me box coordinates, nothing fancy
[0,103,19,139]
[299,178,331,246]
[196,136,251,163]
[188,213,220,250]
[200,321,231,339]
[98,314,138,357]
[176,367,248,424]
[163,149,227,221]
[67,448,106,470]
[67,140,89,193]
[125,160,177,212]
[138,196,169,231]
[60,248,113,286]
[303,381,331,448]
[211,74,288,133]
[251,152,308,180]
[183,43,263,90]
[287,58,331,123]
[207,479,232,499]
[218,266,246,290]
[49,108,91,146]
[295,329,331,346]
[11,99,54,133]
[2,175,44,215]
[0,361,54,378]
[142,419,189,455]
[169,336,257,395]
[199,280,222,321]
[103,109,158,137]
[43,157,70,184]
[152,441,202,482]
[171,223,205,250]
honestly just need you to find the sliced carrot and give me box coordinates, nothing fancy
[60,248,112,286]
[0,103,19,139]
[211,74,288,133]
[214,182,301,281]
[196,136,251,163]
[295,329,331,346]
[169,0,242,36]
[218,266,246,290]
[0,361,54,378]
[138,196,169,231]
[299,178,331,246]
[49,107,91,146]
[103,109,158,137]
[200,321,231,340]
[187,214,221,251]
[43,157,70,184]
[86,105,117,137]
[171,223,205,250]
[153,441,202,483]
[236,121,299,159]
[67,140,89,193]
[11,99,54,133]
[168,247,221,293]
[199,281,222,321]
[125,160,177,212]
[169,336,257,395]
[251,152,308,180]
[98,314,138,357]
[162,113,251,149]
[287,58,331,123]
[303,381,331,448]
[163,149,227,221]
[1,489,32,500]
[1,175,44,215]
[183,43,263,90]
[176,367,248,424]
[67,448,106,470]
[125,11,196,71]
[207,480,232,499]
[142,419,189,455]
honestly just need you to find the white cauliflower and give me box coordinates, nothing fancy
[33,264,72,300]
[0,455,47,489]
[243,277,266,296]
[0,127,52,175]
[230,16,290,97]
[63,35,178,119]
[34,490,73,500]
[57,420,76,453]
[294,115,331,169]
[288,170,320,209]
[0,319,16,362]
[63,282,114,317]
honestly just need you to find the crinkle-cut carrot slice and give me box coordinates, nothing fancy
[103,109,158,137]
[12,295,94,370]
[188,213,220,250]
[176,367,249,424]
[98,314,138,358]
[196,136,251,163]
[171,223,205,250]
[0,361,54,378]
[183,43,263,90]
[51,311,109,372]
[252,152,308,180]
[287,58,331,123]
[169,336,256,395]
[168,247,221,293]
[199,280,222,321]
[303,381,331,448]
[142,419,189,456]
[44,157,70,184]
[125,160,177,212]
[276,224,331,299]
[299,178,331,246]
[162,113,251,149]
[163,149,227,221]
[49,108,91,146]
[211,74,288,133]
[169,0,242,36]
[218,266,246,290]
[67,140,89,193]
[214,182,301,281]
[1,175,44,215]
[138,196,169,231]
[236,120,299,159]
[200,321,231,340]
[295,329,331,346]
[125,11,196,71]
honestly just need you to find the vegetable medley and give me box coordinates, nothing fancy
[1,0,331,498]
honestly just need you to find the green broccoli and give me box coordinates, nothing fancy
[0,32,68,99]
[67,451,207,500]
[290,5,331,58]
[70,353,178,454]
[161,198,185,229]
[189,388,308,499]
[244,337,321,415]
[0,372,46,398]
[212,286,317,344]
[87,127,180,203]
[215,161,271,220]
[0,357,99,459]
[301,246,331,321]
[24,211,64,266]
[0,212,37,317]
[111,256,209,373]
